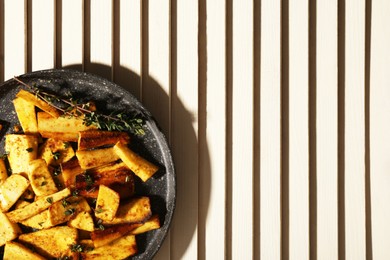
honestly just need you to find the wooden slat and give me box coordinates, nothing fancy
[114,0,141,99]
[231,0,253,258]
[316,0,339,259]
[143,0,171,259]
[3,0,25,79]
[170,0,199,259]
[370,0,390,259]
[289,0,309,258]
[203,0,226,258]
[344,0,366,259]
[142,0,170,134]
[89,0,112,79]
[31,0,54,71]
[61,0,83,67]
[260,0,281,259]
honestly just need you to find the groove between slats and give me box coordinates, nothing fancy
[253,0,260,258]
[225,0,233,258]
[338,0,346,258]
[364,0,373,259]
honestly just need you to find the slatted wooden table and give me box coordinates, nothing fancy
[1,0,390,259]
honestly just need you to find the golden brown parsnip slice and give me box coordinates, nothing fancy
[4,241,46,260]
[95,185,120,221]
[16,89,61,117]
[61,158,84,187]
[39,138,75,166]
[78,130,130,150]
[75,162,133,198]
[0,174,30,212]
[68,211,95,232]
[90,223,142,248]
[13,97,38,134]
[102,197,151,225]
[48,196,91,226]
[113,142,158,182]
[0,212,21,246]
[5,134,38,174]
[28,159,58,197]
[37,112,96,141]
[80,235,138,260]
[6,188,71,223]
[76,147,119,169]
[20,208,53,230]
[18,226,78,259]
[130,214,161,235]
[0,159,8,185]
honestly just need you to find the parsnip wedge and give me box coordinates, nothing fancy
[28,159,58,196]
[5,134,38,174]
[76,146,119,169]
[48,196,91,226]
[0,212,21,246]
[102,197,151,225]
[6,187,71,223]
[130,214,161,235]
[18,226,78,259]
[39,138,75,166]
[75,162,133,198]
[0,158,8,185]
[13,97,38,134]
[0,174,30,212]
[95,185,120,221]
[61,158,84,187]
[68,211,95,232]
[91,222,141,248]
[80,235,137,260]
[37,112,96,141]
[78,130,130,150]
[16,89,61,117]
[4,241,46,260]
[113,142,158,182]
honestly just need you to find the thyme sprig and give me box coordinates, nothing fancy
[13,77,145,136]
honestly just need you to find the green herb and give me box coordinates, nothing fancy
[84,172,95,190]
[26,147,34,152]
[69,244,84,253]
[38,222,44,226]
[69,244,93,253]
[62,199,70,208]
[52,151,61,161]
[46,197,53,204]
[95,206,104,214]
[72,189,79,197]
[14,77,146,136]
[98,224,105,230]
[64,208,75,216]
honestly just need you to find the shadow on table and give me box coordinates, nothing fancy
[64,63,211,260]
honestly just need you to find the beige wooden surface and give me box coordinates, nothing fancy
[1,0,390,259]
